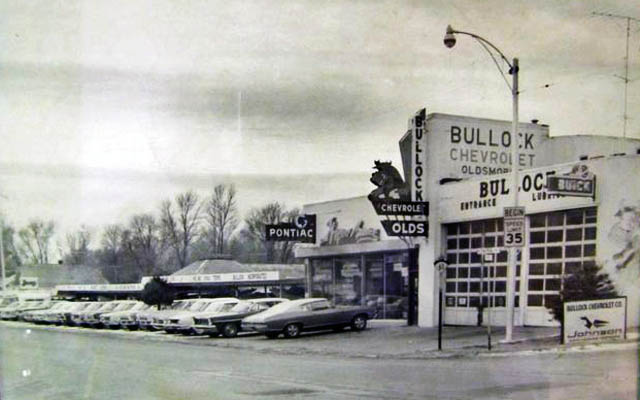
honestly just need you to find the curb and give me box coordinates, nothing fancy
[3,321,637,361]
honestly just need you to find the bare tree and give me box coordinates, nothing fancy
[160,191,202,269]
[64,225,92,265]
[244,202,299,263]
[1,222,22,275]
[121,213,162,278]
[204,184,238,255]
[101,224,123,266]
[18,219,55,264]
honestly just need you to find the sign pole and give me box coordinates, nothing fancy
[434,258,448,351]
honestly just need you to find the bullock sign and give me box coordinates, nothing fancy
[265,214,316,243]
[563,297,626,344]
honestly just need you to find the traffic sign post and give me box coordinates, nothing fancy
[503,207,525,248]
[434,258,448,351]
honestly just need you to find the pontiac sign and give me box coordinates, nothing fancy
[265,214,316,243]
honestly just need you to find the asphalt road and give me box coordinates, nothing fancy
[0,323,637,400]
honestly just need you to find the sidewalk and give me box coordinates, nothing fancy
[3,320,638,360]
[178,320,638,360]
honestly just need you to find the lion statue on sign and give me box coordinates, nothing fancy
[368,160,410,201]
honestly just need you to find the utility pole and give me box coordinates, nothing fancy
[592,12,640,138]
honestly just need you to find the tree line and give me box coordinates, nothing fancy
[1,184,301,283]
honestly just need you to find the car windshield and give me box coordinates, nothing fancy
[49,302,67,310]
[254,300,311,317]
[170,301,190,310]
[71,303,91,311]
[83,303,103,312]
[206,302,238,313]
[113,303,135,312]
[98,302,119,312]
[0,297,18,307]
[131,302,149,311]
[230,302,252,313]
[190,301,213,312]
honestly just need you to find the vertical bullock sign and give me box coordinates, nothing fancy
[411,109,427,202]
[503,207,525,247]
[265,214,316,243]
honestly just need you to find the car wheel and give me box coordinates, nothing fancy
[222,323,239,338]
[265,332,279,339]
[283,323,301,338]
[350,315,367,331]
[192,328,205,336]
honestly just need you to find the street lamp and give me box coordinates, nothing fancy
[444,25,520,343]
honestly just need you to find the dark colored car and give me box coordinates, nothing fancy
[192,298,289,337]
[241,298,375,339]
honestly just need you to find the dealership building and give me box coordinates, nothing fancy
[296,111,640,328]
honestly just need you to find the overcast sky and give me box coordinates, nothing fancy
[1,0,638,255]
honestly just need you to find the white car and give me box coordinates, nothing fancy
[100,301,150,329]
[24,301,70,323]
[161,298,240,335]
[57,302,93,325]
[137,299,199,331]
[1,299,52,320]
[70,302,105,326]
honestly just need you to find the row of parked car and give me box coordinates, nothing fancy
[0,296,376,339]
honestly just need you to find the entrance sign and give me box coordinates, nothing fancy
[503,207,525,247]
[266,214,316,243]
[563,297,626,344]
[381,220,427,237]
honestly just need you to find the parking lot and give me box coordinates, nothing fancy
[1,321,637,400]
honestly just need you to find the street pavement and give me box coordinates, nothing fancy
[0,321,638,399]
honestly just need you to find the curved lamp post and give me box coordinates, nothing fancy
[444,25,519,343]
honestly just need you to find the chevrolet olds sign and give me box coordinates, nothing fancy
[563,297,626,344]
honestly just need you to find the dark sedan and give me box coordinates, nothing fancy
[241,298,375,339]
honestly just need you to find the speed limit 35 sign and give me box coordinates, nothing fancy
[504,207,525,247]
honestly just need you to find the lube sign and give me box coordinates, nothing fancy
[564,298,626,344]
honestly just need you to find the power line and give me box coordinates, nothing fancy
[592,11,640,138]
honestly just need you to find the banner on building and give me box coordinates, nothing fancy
[265,214,316,243]
[142,271,280,285]
[563,297,626,344]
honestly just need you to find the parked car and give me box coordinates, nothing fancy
[99,301,150,329]
[137,299,199,331]
[160,298,239,335]
[193,298,289,337]
[58,302,93,325]
[84,300,139,328]
[1,298,52,320]
[23,301,69,323]
[70,302,105,326]
[241,298,375,339]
